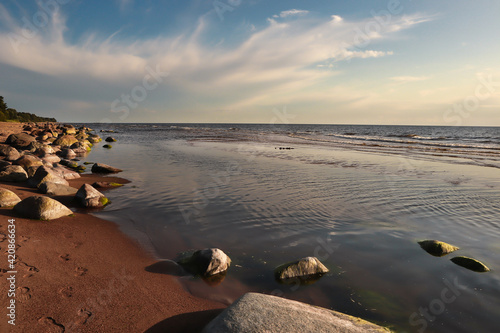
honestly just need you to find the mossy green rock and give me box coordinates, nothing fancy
[53,135,79,147]
[75,184,109,208]
[451,256,490,273]
[103,144,112,149]
[418,240,459,257]
[275,256,329,281]
[14,196,73,220]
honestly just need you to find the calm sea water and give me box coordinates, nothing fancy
[74,123,500,333]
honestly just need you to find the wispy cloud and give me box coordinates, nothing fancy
[0,7,435,121]
[273,9,309,18]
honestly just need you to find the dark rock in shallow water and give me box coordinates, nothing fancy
[102,144,112,149]
[275,257,329,282]
[202,293,391,333]
[92,181,123,189]
[91,163,122,174]
[450,256,490,272]
[418,240,459,257]
[177,248,231,277]
[14,196,73,220]
[105,137,117,142]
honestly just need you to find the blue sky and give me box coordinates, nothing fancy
[0,0,498,125]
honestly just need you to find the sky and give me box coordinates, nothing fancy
[0,0,498,125]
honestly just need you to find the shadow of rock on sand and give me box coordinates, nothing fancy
[144,309,223,333]
[145,260,188,277]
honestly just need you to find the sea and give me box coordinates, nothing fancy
[73,123,500,333]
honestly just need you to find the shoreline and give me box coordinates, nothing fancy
[0,122,225,332]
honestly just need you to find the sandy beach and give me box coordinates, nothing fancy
[0,122,225,333]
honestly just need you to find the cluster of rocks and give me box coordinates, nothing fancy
[0,123,123,220]
[418,239,490,272]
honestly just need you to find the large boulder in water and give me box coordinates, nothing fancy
[14,196,73,220]
[202,293,391,333]
[91,163,122,174]
[0,188,22,207]
[0,165,28,182]
[5,133,36,149]
[177,248,231,277]
[418,240,459,257]
[75,184,109,208]
[275,257,329,281]
[0,144,21,161]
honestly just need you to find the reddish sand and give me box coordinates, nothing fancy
[0,122,225,332]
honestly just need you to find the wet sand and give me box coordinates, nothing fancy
[0,122,225,332]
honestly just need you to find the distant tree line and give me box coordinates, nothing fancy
[0,96,57,122]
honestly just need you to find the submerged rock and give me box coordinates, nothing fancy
[102,144,112,149]
[418,240,459,257]
[75,184,109,208]
[14,196,73,220]
[450,256,490,273]
[0,188,22,207]
[275,257,329,281]
[105,137,117,142]
[202,293,391,333]
[177,248,231,277]
[91,162,122,174]
[92,181,123,189]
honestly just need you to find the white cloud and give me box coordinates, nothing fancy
[273,9,309,18]
[0,8,435,121]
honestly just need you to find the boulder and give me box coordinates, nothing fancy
[91,163,122,174]
[275,257,329,281]
[202,293,391,333]
[34,145,56,157]
[87,134,102,143]
[63,125,77,135]
[14,196,73,220]
[0,165,28,182]
[72,147,89,156]
[53,135,78,147]
[0,160,12,169]
[0,188,22,207]
[59,148,76,160]
[52,164,81,180]
[418,240,459,257]
[450,256,490,273]
[42,155,61,164]
[5,133,36,149]
[103,144,112,149]
[75,184,109,208]
[0,144,21,161]
[28,166,69,188]
[105,137,117,142]
[60,159,79,169]
[38,182,78,196]
[26,141,45,153]
[14,155,43,170]
[177,248,231,277]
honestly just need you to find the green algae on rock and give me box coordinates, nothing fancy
[418,240,459,257]
[450,256,490,273]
